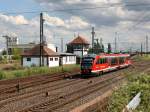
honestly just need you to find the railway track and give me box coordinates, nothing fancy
[0,71,79,95]
[0,77,84,106]
[18,73,125,112]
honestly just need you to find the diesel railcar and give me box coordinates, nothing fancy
[81,53,131,75]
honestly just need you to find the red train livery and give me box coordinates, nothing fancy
[81,53,131,75]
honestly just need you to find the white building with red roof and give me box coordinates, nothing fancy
[21,44,76,67]
[21,44,60,67]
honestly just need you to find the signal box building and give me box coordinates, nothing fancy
[67,35,90,58]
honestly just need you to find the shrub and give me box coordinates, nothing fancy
[108,73,150,112]
[0,64,80,80]
[0,71,4,80]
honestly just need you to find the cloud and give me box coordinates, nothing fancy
[44,13,65,27]
[44,13,90,30]
[0,14,29,25]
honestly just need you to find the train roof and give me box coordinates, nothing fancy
[98,53,130,58]
[83,53,130,58]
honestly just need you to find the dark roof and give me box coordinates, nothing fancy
[60,53,76,56]
[22,44,59,56]
[68,35,89,45]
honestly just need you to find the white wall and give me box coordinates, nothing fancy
[48,57,59,67]
[23,57,48,67]
[74,50,88,57]
[62,56,76,65]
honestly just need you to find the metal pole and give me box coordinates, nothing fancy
[40,12,43,67]
[61,37,63,53]
[141,43,143,56]
[115,32,117,53]
[146,36,148,56]
[91,27,95,53]
[41,13,44,66]
[82,42,83,58]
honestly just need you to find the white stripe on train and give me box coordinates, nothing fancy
[91,64,129,73]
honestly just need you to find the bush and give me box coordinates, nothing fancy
[0,71,4,80]
[108,73,150,112]
[0,64,80,80]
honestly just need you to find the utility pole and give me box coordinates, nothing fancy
[91,27,95,53]
[114,32,117,53]
[40,12,44,66]
[61,37,63,53]
[141,43,143,56]
[146,35,148,55]
[82,42,83,58]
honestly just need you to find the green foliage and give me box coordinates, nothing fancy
[0,56,8,64]
[134,55,150,61]
[0,56,2,61]
[0,71,5,79]
[108,73,150,112]
[12,48,21,60]
[2,50,7,55]
[0,64,80,80]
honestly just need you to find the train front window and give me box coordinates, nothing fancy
[81,58,93,68]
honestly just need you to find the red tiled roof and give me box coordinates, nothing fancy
[22,44,59,56]
[68,35,89,45]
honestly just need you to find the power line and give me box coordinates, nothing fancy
[126,12,150,32]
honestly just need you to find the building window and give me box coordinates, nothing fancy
[50,58,53,61]
[27,58,31,61]
[55,58,58,61]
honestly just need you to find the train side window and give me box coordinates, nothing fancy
[111,58,117,65]
[103,58,107,63]
[100,58,103,64]
[119,57,124,64]
[96,58,107,64]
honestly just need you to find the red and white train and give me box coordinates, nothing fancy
[81,53,131,75]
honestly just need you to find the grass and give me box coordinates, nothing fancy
[0,64,80,80]
[107,72,150,112]
[133,54,150,61]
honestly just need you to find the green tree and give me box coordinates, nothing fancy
[12,48,21,60]
[2,50,7,55]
